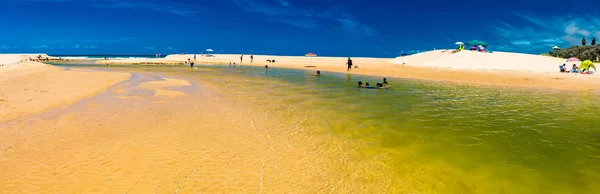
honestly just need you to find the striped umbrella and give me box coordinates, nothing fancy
[305,52,317,67]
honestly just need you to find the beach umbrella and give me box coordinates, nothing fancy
[455,42,464,45]
[206,48,214,52]
[566,57,580,62]
[465,40,489,46]
[553,46,559,49]
[579,60,596,71]
[305,52,317,66]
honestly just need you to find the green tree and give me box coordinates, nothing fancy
[582,38,587,46]
[592,38,597,45]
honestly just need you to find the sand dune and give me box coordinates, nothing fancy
[391,50,583,73]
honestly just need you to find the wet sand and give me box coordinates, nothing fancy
[0,67,391,193]
[0,62,130,123]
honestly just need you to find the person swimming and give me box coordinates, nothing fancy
[383,78,388,84]
[265,65,269,69]
[357,81,365,88]
[315,71,321,76]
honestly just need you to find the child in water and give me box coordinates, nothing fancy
[265,65,269,69]
[315,71,321,76]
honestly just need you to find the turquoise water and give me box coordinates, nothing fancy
[52,63,600,193]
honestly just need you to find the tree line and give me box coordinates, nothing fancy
[548,37,599,61]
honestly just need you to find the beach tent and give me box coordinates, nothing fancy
[579,60,596,71]
[465,40,489,47]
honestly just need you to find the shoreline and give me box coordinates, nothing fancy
[90,52,600,91]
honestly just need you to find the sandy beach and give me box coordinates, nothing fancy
[0,54,130,123]
[96,51,600,91]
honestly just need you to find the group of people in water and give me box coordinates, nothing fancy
[357,78,390,89]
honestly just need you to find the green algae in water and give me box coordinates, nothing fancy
[54,64,600,193]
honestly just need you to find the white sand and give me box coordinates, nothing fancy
[391,50,596,73]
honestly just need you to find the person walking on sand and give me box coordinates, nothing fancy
[240,55,244,63]
[347,57,353,71]
[251,55,254,63]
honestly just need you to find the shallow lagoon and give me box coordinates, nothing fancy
[54,63,600,193]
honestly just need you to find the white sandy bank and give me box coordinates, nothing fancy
[391,50,593,73]
[0,54,49,71]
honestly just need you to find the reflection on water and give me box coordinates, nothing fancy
[55,63,600,193]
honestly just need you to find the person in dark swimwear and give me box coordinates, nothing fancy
[251,55,254,63]
[265,65,268,69]
[347,57,353,71]
[357,81,364,88]
[240,55,244,63]
[383,78,388,84]
[376,83,383,88]
[315,71,321,76]
[190,61,194,69]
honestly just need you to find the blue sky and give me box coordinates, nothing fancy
[1,0,599,57]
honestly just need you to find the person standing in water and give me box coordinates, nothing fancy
[264,65,268,69]
[347,57,353,71]
[383,78,388,84]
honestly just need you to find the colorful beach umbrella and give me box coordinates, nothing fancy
[579,60,596,71]
[566,57,580,62]
[305,52,317,67]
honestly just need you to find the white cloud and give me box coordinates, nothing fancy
[30,45,48,49]
[579,30,591,36]
[565,23,579,35]
[511,40,532,45]
[490,13,600,53]
[228,0,377,36]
